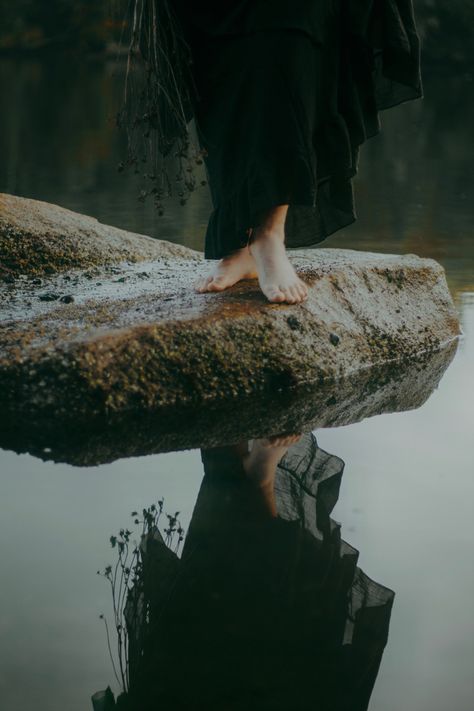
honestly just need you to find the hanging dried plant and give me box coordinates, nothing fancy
[115,0,207,214]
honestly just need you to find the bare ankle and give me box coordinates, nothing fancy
[223,246,250,261]
[249,225,285,248]
[247,204,289,247]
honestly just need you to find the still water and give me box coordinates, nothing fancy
[0,57,473,711]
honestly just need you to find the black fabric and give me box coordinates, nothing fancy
[175,0,331,43]
[175,0,423,259]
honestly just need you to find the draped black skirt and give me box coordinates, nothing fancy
[184,1,423,259]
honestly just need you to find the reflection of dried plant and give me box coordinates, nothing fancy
[98,498,184,694]
[114,0,207,213]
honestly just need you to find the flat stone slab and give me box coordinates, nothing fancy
[0,193,462,424]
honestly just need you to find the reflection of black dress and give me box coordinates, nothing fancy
[117,433,394,711]
[175,1,423,259]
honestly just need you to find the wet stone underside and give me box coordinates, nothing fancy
[0,193,463,429]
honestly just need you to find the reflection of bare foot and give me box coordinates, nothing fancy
[195,243,257,293]
[242,433,302,486]
[259,434,303,448]
[249,227,308,305]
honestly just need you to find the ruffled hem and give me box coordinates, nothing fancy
[203,0,423,259]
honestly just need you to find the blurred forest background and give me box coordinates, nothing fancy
[0,0,472,64]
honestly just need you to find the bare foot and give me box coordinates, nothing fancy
[248,226,308,304]
[195,242,257,293]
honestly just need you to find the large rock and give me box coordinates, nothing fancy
[0,193,462,427]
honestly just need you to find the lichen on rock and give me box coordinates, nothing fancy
[0,193,462,429]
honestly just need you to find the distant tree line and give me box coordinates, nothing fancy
[0,0,112,52]
[416,0,474,65]
[0,0,472,65]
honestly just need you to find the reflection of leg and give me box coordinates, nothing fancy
[248,205,308,304]
[241,434,302,516]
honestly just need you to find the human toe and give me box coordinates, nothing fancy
[289,285,303,302]
[264,284,286,303]
[195,275,213,292]
[300,278,309,292]
[296,284,308,302]
[296,280,308,300]
[280,286,298,304]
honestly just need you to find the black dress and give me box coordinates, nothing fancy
[174,1,423,260]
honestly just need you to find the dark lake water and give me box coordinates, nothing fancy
[0,57,473,711]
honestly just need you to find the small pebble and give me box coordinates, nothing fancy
[39,292,61,302]
[329,332,340,346]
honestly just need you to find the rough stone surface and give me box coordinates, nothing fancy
[0,192,199,280]
[0,194,462,426]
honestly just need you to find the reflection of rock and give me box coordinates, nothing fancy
[0,339,457,466]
